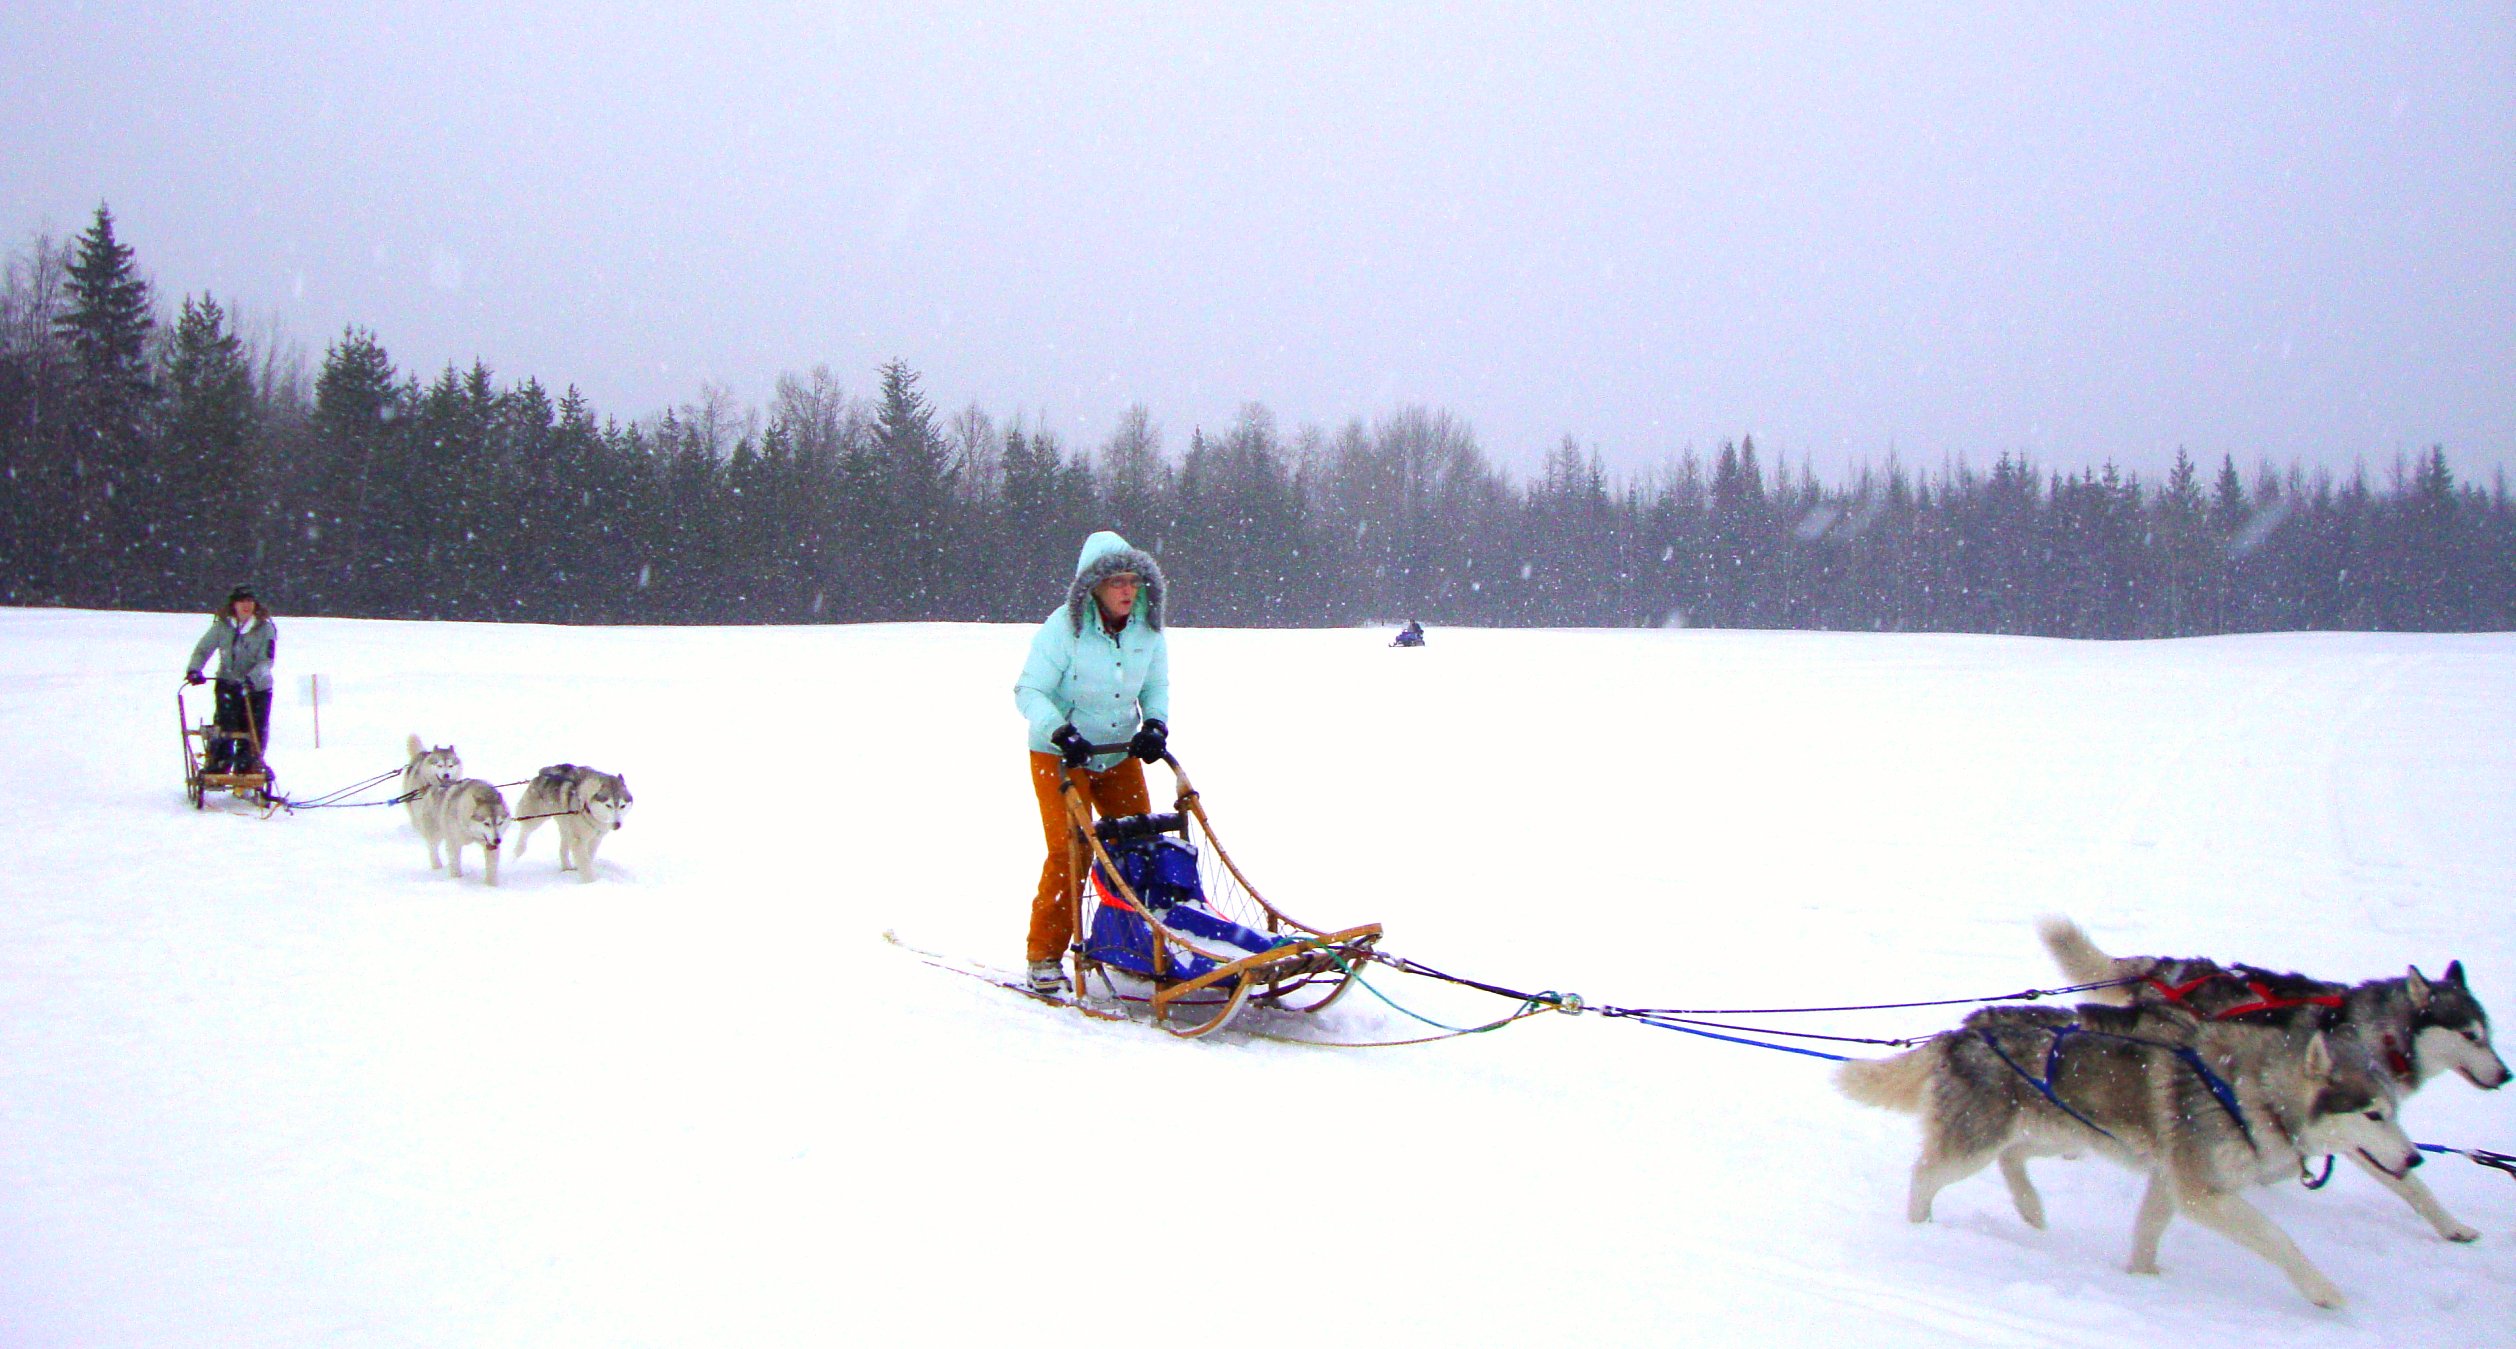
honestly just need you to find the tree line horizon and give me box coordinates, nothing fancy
[5,205,2511,634]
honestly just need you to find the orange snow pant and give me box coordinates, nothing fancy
[1026,751,1151,964]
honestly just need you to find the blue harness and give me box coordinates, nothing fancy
[1976,1023,2252,1147]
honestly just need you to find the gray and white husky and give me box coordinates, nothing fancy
[418,778,510,886]
[512,763,632,883]
[1839,1001,2420,1309]
[401,735,464,838]
[2042,917,2507,1241]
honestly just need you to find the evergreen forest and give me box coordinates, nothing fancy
[6,207,2510,634]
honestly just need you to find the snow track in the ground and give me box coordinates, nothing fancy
[0,610,2508,1346]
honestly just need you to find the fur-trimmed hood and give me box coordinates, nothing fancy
[1064,530,1164,633]
[1016,531,1172,764]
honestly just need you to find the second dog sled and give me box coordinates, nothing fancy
[178,682,272,809]
[1054,747,1383,1039]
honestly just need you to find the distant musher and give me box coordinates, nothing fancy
[1391,619,1426,648]
[184,585,278,778]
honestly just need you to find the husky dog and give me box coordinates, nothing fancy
[418,778,510,885]
[2042,917,2507,1241]
[1839,1002,2419,1308]
[401,735,464,837]
[512,763,632,883]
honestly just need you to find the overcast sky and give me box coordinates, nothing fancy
[6,2,2511,484]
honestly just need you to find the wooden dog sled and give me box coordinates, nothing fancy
[178,683,272,809]
[1056,748,1382,1039]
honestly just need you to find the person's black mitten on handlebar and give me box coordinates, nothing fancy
[1128,719,1168,763]
[1050,724,1092,769]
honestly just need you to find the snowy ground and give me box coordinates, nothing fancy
[0,608,2509,1347]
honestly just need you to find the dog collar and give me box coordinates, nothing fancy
[2381,1032,2416,1084]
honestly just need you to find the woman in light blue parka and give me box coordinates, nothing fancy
[1013,530,1171,992]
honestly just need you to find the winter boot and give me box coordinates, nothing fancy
[1026,959,1070,995]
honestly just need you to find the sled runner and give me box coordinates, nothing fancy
[178,683,271,809]
[1055,748,1382,1038]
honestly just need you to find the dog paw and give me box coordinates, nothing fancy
[2443,1223,2481,1243]
[2127,1259,2161,1276]
[2288,1270,2347,1309]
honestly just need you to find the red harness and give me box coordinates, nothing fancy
[2146,970,2416,1083]
[2144,974,2217,1004]
[2145,973,2345,1020]
[2214,981,2347,1019]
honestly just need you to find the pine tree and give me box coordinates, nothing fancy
[2154,446,2211,635]
[1706,438,1770,626]
[2402,446,2462,628]
[998,422,1066,617]
[870,359,954,615]
[1171,405,1304,624]
[2209,455,2247,532]
[2204,455,2249,629]
[159,293,258,603]
[306,326,399,612]
[54,204,156,597]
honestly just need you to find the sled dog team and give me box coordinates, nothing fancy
[1837,916,2507,1309]
[401,736,633,887]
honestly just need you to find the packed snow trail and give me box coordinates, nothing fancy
[0,609,2508,1346]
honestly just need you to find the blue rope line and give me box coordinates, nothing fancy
[1333,956,1554,1035]
[1625,1014,1853,1062]
[2420,1142,2516,1179]
[1359,953,2513,1169]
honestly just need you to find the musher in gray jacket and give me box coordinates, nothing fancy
[186,585,279,775]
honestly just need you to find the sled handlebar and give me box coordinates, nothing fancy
[1095,812,1188,845]
[1077,741,1173,759]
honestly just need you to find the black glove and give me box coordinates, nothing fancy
[1050,724,1091,769]
[1128,719,1169,763]
[185,670,207,686]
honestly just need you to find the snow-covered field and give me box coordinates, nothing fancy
[0,608,2509,1347]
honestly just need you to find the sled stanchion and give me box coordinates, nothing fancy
[241,682,266,782]
[178,686,205,809]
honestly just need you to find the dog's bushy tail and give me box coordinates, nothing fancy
[406,733,424,760]
[1835,1045,1934,1113]
[2039,915,2137,1006]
